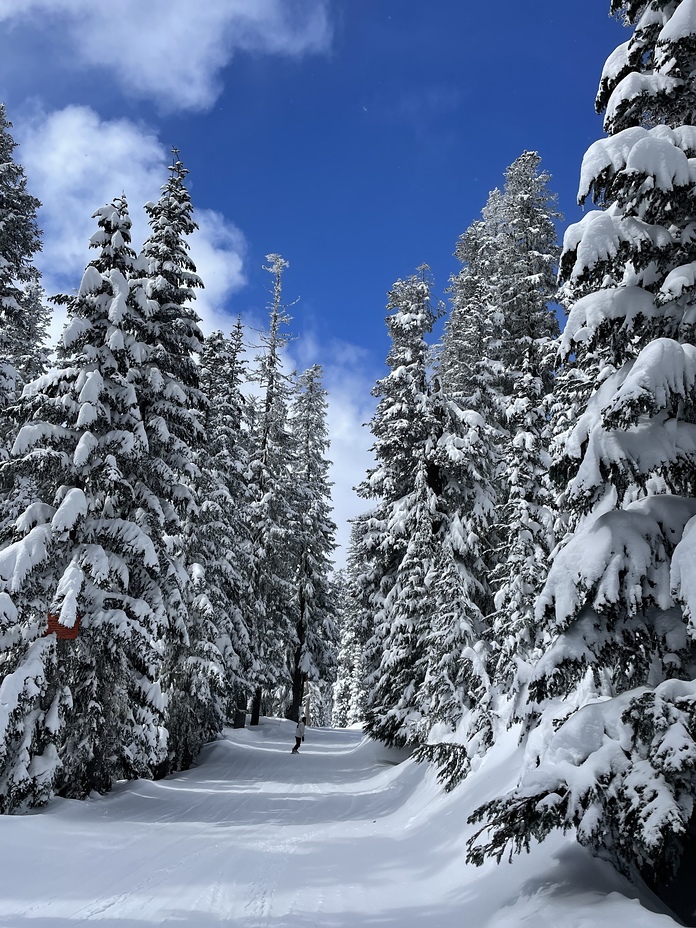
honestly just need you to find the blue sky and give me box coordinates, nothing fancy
[0,0,627,560]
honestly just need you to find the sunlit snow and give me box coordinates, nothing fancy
[0,720,677,927]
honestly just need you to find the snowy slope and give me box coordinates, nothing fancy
[0,720,680,927]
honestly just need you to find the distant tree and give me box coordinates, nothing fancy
[197,323,253,716]
[245,255,297,724]
[332,557,370,728]
[412,389,498,785]
[332,571,353,728]
[334,523,372,728]
[371,455,439,744]
[286,365,338,722]
[357,269,442,746]
[440,189,505,416]
[0,104,46,407]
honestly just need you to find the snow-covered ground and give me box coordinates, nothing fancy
[0,720,681,926]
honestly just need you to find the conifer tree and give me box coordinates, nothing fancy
[0,108,53,802]
[440,191,505,415]
[0,197,166,807]
[138,152,212,773]
[357,269,441,746]
[334,525,371,728]
[470,0,696,883]
[368,454,440,745]
[412,390,498,783]
[245,255,297,724]
[0,104,46,406]
[487,152,561,702]
[286,365,338,721]
[197,324,253,717]
[332,570,354,728]
[438,196,505,593]
[357,268,494,758]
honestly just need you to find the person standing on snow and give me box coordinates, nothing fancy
[291,716,306,753]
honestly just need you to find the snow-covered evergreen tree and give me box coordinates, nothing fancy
[438,193,505,599]
[0,197,167,807]
[419,169,564,784]
[357,269,441,746]
[370,454,442,745]
[332,561,369,728]
[0,104,46,406]
[356,264,500,761]
[412,390,498,784]
[332,570,353,728]
[245,255,298,724]
[440,191,505,415]
[470,0,696,883]
[138,152,214,773]
[486,152,561,704]
[197,323,253,719]
[286,365,338,721]
[334,522,373,728]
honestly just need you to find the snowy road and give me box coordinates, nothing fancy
[0,720,682,927]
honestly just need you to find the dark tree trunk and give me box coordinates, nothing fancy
[289,616,307,722]
[250,687,262,726]
[290,660,306,723]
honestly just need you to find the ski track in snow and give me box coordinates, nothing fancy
[0,719,682,927]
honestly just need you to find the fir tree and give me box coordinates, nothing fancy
[0,197,167,807]
[412,391,498,784]
[369,455,439,745]
[334,523,373,728]
[196,323,254,717]
[0,104,45,405]
[286,365,338,721]
[138,152,212,773]
[332,570,354,728]
[487,152,561,706]
[440,191,505,415]
[358,266,499,759]
[469,0,696,883]
[357,269,442,747]
[245,255,297,724]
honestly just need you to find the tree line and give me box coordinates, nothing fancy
[0,115,338,811]
[334,0,696,890]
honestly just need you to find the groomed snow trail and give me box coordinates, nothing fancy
[0,720,682,927]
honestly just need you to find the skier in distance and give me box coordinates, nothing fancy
[291,716,306,753]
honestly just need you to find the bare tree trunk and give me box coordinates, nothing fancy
[289,616,307,722]
[250,687,262,726]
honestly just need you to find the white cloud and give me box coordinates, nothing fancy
[15,104,371,568]
[325,372,376,570]
[19,106,165,298]
[0,0,332,111]
[189,210,247,335]
[16,105,247,342]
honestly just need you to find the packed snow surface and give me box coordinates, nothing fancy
[0,720,679,926]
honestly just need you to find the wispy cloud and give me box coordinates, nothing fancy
[0,0,332,111]
[17,105,247,342]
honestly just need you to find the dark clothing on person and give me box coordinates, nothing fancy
[291,718,306,753]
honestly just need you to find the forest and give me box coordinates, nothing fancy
[2,0,696,914]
